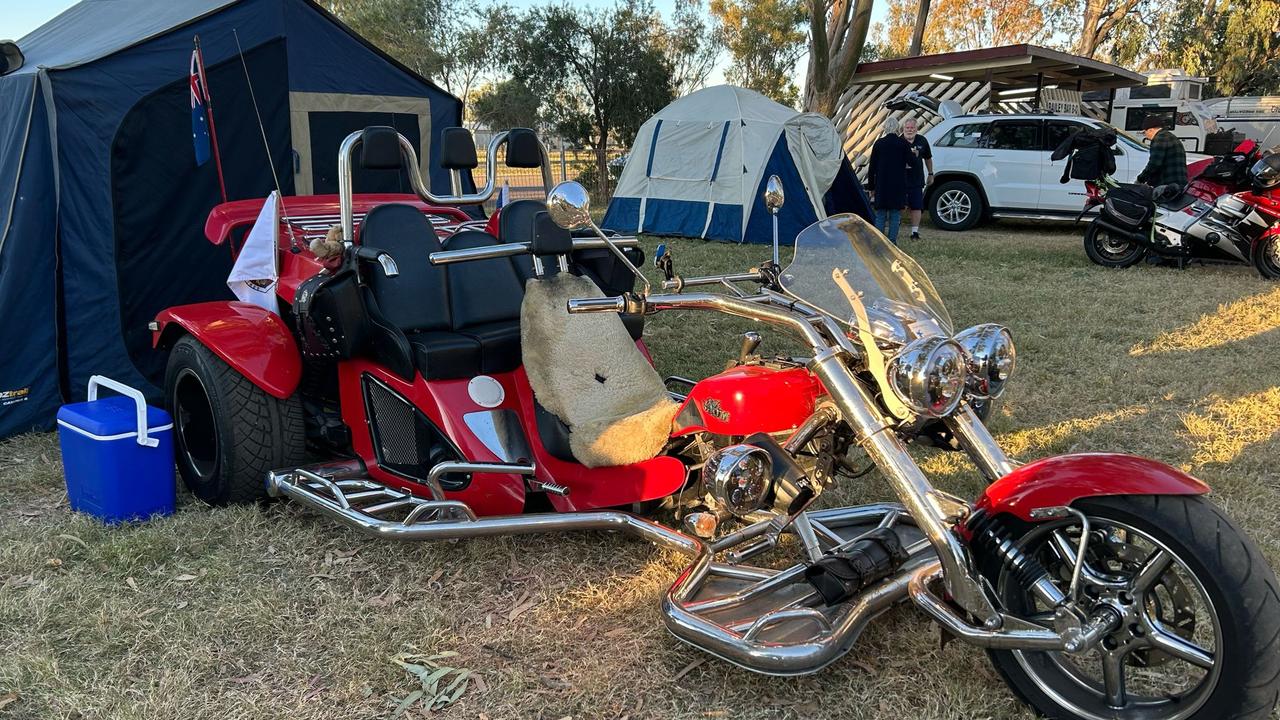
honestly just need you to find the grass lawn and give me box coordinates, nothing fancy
[2,220,1279,719]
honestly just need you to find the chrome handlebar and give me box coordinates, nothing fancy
[661,271,765,291]
[428,237,641,265]
[566,297,626,314]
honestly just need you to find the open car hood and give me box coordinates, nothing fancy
[883,91,963,120]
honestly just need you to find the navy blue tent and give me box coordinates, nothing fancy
[0,0,465,439]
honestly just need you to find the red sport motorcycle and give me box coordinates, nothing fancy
[1082,145,1280,277]
[155,125,1280,719]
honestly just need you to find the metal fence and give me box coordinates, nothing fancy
[472,130,626,211]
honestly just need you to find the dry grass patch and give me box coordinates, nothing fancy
[1,220,1278,719]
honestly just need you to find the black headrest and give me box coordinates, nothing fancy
[531,211,572,256]
[440,127,478,170]
[360,126,402,170]
[505,128,543,169]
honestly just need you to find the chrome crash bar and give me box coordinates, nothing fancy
[266,462,939,675]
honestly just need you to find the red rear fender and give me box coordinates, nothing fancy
[976,453,1209,522]
[153,302,301,399]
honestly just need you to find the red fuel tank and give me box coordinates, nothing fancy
[673,364,823,437]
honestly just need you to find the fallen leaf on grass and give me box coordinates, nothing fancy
[45,558,62,568]
[172,574,199,582]
[57,534,88,549]
[175,601,188,610]
[0,692,17,710]
[18,510,41,518]
[125,577,140,592]
[672,658,705,682]
[506,593,537,622]
[309,573,336,580]
[391,648,473,714]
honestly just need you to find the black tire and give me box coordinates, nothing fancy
[1084,222,1145,268]
[1252,235,1280,279]
[928,180,984,231]
[986,495,1280,720]
[164,335,306,505]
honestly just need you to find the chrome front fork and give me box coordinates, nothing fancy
[808,349,1003,621]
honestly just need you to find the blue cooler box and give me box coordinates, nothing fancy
[56,376,176,524]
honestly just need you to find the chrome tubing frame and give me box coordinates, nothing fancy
[568,290,1001,621]
[268,464,939,675]
[337,129,555,243]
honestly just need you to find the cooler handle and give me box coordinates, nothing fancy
[87,375,159,448]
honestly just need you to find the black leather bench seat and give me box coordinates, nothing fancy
[358,201,642,382]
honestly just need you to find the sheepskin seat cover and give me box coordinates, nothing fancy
[521,274,677,468]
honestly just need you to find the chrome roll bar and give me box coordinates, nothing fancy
[337,129,555,244]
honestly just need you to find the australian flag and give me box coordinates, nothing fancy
[190,48,211,166]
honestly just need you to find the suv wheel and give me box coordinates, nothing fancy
[929,180,984,231]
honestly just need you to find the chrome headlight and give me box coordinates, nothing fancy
[702,444,773,517]
[954,323,1016,399]
[887,336,967,418]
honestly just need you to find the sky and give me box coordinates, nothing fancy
[0,0,891,89]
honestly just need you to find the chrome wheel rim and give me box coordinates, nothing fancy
[936,189,972,225]
[1094,230,1138,261]
[1002,517,1222,720]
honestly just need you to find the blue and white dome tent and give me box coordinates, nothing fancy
[602,85,872,244]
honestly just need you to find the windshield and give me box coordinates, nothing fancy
[780,214,952,340]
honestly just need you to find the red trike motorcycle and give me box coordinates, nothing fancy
[155,125,1280,719]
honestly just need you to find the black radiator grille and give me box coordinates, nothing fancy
[362,375,468,490]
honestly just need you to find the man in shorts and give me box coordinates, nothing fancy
[902,118,933,240]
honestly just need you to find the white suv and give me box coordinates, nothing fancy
[886,94,1178,231]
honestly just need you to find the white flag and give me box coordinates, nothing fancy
[227,191,280,315]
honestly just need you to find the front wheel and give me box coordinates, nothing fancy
[1253,235,1280,279]
[165,336,307,505]
[1084,223,1146,268]
[986,495,1280,720]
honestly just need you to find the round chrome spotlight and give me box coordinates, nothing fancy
[702,444,773,517]
[954,323,1016,399]
[887,336,967,418]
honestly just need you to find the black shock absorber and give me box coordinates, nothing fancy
[967,511,1050,589]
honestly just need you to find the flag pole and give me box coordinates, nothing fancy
[194,35,228,203]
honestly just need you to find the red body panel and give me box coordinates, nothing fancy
[152,302,302,399]
[337,359,686,516]
[976,453,1210,522]
[673,365,823,437]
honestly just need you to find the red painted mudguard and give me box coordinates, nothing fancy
[975,453,1209,522]
[153,301,301,399]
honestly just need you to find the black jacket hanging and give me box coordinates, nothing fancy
[1051,127,1117,183]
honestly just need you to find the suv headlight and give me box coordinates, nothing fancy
[954,324,1016,399]
[888,336,967,418]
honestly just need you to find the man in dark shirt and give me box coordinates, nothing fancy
[1137,116,1188,190]
[902,118,933,240]
[866,117,913,244]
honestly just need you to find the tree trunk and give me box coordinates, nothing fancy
[595,128,610,200]
[908,0,931,57]
[802,0,875,118]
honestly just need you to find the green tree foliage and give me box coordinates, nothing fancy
[710,0,808,106]
[471,80,542,131]
[331,0,496,101]
[660,0,722,97]
[1157,0,1280,96]
[502,0,675,196]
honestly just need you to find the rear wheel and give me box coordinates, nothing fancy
[1084,223,1145,268]
[986,495,1280,720]
[1252,235,1280,279]
[165,336,306,505]
[929,180,984,231]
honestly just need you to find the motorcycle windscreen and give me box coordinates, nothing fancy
[779,213,952,338]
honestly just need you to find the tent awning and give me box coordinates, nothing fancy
[851,44,1146,92]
